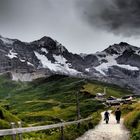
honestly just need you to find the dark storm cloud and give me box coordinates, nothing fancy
[1,0,140,53]
[77,0,140,36]
[0,0,14,24]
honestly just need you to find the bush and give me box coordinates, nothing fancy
[124,111,140,129]
[131,127,140,140]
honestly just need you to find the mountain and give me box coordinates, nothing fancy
[0,35,140,93]
[0,35,84,80]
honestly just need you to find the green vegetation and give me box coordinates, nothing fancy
[0,106,20,129]
[82,81,132,98]
[0,73,134,139]
[123,103,140,140]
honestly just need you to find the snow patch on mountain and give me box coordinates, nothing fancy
[53,54,80,74]
[85,68,90,72]
[53,54,67,65]
[95,55,139,75]
[27,62,34,66]
[7,50,18,59]
[34,52,80,75]
[34,51,55,69]
[20,59,26,62]
[41,48,48,54]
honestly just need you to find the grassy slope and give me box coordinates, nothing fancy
[82,80,132,98]
[0,74,134,140]
[123,103,140,140]
[3,75,105,124]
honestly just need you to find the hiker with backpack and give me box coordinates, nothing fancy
[115,108,121,123]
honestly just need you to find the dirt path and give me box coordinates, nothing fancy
[76,111,130,140]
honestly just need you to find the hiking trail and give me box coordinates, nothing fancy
[76,111,130,140]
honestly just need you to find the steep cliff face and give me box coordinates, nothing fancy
[0,35,140,93]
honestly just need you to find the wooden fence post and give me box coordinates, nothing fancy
[10,122,16,140]
[60,126,64,140]
[18,121,22,140]
[76,91,81,128]
[76,91,81,120]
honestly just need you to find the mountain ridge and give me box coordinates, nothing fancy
[0,35,140,93]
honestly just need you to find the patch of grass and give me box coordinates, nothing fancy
[82,81,132,98]
[124,103,140,140]
[0,106,20,129]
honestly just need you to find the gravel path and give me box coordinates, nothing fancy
[76,111,130,140]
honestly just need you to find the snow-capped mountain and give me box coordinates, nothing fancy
[0,35,84,81]
[88,42,140,75]
[0,35,140,93]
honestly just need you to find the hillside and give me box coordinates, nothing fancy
[124,103,140,140]
[0,73,134,139]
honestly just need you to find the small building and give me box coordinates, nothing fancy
[122,95,133,101]
[96,93,106,98]
[96,87,107,101]
[107,96,117,100]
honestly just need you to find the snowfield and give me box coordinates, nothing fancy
[95,55,139,75]
[34,51,80,75]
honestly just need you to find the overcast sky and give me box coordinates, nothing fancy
[1,0,140,53]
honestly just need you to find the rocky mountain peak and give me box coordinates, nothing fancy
[31,36,68,55]
[119,42,129,46]
[39,36,56,46]
[104,42,139,55]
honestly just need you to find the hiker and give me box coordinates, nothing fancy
[104,110,109,124]
[115,108,121,123]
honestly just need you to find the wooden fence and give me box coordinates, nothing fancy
[0,117,92,140]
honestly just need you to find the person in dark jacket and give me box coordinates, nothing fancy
[104,110,109,124]
[115,108,121,123]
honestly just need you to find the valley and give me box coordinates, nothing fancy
[0,73,137,140]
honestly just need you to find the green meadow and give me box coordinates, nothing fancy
[0,74,134,140]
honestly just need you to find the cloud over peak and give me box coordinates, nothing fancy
[77,0,140,36]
